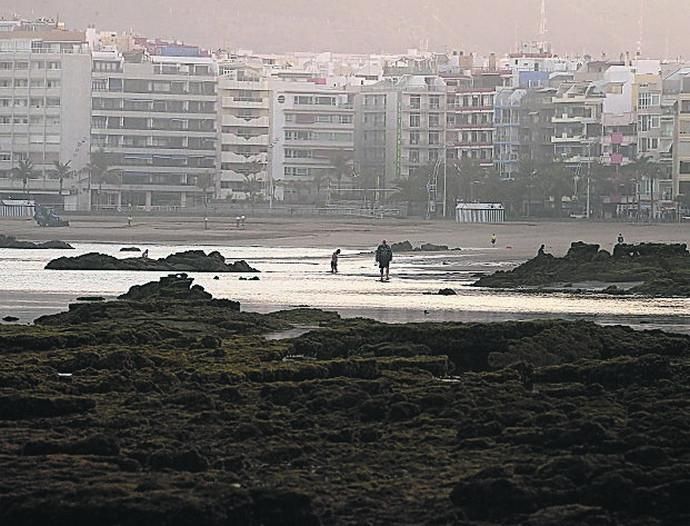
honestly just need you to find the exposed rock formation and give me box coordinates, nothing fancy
[475,241,690,296]
[0,234,73,250]
[45,250,259,273]
[1,279,689,524]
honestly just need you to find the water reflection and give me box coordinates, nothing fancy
[1,243,689,333]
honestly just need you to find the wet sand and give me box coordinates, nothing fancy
[2,215,688,261]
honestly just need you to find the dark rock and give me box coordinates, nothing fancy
[418,243,449,252]
[22,434,120,456]
[475,241,690,297]
[118,274,214,302]
[239,276,260,281]
[391,240,414,252]
[76,296,105,302]
[437,288,457,296]
[119,246,141,252]
[46,249,259,273]
[149,448,209,472]
[0,234,73,249]
[2,315,19,322]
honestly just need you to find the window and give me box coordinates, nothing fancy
[638,92,660,109]
[409,150,420,163]
[429,113,440,128]
[284,166,309,177]
[285,130,312,141]
[638,115,660,132]
[410,131,420,145]
[294,95,313,105]
[409,114,420,128]
[429,132,440,145]
[429,95,440,110]
[410,95,421,109]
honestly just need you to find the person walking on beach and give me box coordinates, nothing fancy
[331,249,341,274]
[491,233,497,246]
[375,240,393,282]
[617,232,624,244]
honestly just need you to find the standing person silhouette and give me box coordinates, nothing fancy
[491,233,497,246]
[375,240,393,282]
[330,249,341,274]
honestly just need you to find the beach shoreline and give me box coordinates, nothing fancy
[1,215,688,261]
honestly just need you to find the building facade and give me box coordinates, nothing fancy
[0,26,91,208]
[217,61,270,201]
[90,50,217,210]
[269,82,355,202]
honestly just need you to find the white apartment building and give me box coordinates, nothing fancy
[551,81,604,166]
[90,50,217,210]
[0,27,91,208]
[217,62,270,200]
[269,81,355,202]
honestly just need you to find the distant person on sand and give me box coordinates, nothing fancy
[538,244,546,256]
[617,233,624,244]
[142,249,149,258]
[331,249,341,274]
[375,240,393,282]
[491,233,497,246]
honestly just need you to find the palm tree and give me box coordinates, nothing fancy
[392,167,428,216]
[327,152,352,197]
[50,160,74,198]
[11,159,35,197]
[86,149,119,210]
[242,173,262,205]
[194,172,215,207]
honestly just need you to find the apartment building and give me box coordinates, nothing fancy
[444,72,503,168]
[670,72,690,199]
[355,75,447,196]
[551,81,604,166]
[217,61,270,200]
[494,88,525,178]
[269,82,355,202]
[90,50,217,210]
[0,24,91,207]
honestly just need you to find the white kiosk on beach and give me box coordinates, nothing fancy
[455,202,505,224]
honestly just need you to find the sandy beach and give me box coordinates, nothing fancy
[1,215,688,260]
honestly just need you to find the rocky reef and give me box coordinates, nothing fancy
[0,233,73,250]
[45,249,258,273]
[1,276,690,524]
[475,241,690,297]
[391,240,460,252]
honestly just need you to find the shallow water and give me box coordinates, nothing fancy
[1,243,689,334]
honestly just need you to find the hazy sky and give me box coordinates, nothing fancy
[3,1,690,58]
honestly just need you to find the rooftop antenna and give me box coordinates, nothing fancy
[636,0,644,57]
[538,0,547,42]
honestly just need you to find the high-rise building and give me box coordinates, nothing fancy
[217,61,270,201]
[355,75,447,198]
[269,81,355,203]
[90,49,217,210]
[551,81,604,167]
[0,23,91,209]
[444,72,504,169]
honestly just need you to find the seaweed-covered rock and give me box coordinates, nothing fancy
[119,246,141,252]
[0,234,73,249]
[475,241,690,297]
[119,274,213,301]
[418,242,449,252]
[45,250,258,273]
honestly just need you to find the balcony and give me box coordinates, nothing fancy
[551,135,584,143]
[222,96,267,108]
[223,133,269,145]
[221,114,269,127]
